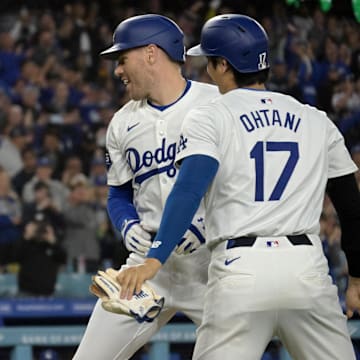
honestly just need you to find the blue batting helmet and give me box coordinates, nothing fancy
[187,14,269,73]
[100,14,185,62]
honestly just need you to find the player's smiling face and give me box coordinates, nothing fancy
[114,48,153,101]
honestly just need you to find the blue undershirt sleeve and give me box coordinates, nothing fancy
[107,182,139,231]
[147,154,219,263]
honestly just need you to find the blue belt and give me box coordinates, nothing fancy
[226,234,312,249]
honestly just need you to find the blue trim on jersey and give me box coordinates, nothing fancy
[147,155,219,263]
[107,182,139,231]
[135,163,175,184]
[147,80,191,111]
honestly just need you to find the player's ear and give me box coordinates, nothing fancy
[146,44,157,64]
[220,58,231,73]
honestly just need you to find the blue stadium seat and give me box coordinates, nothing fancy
[55,273,93,298]
[0,273,17,297]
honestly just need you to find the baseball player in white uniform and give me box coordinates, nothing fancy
[73,14,218,360]
[117,14,360,360]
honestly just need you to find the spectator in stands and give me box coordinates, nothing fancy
[12,147,37,196]
[19,85,42,129]
[19,59,43,88]
[307,8,327,58]
[332,75,360,118]
[0,124,29,177]
[61,154,84,188]
[9,7,36,51]
[63,173,100,273]
[0,32,25,90]
[348,24,360,80]
[88,155,106,186]
[39,129,64,179]
[0,87,11,123]
[266,59,289,93]
[94,103,114,148]
[0,167,22,246]
[61,1,93,81]
[22,156,69,211]
[57,15,80,69]
[6,104,25,130]
[92,173,118,268]
[31,29,60,69]
[22,180,65,241]
[45,80,80,125]
[0,213,67,297]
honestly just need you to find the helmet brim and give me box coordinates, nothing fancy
[100,44,125,60]
[186,44,207,56]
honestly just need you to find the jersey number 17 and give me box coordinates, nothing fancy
[250,141,299,201]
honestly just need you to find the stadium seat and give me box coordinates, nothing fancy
[55,273,92,298]
[0,273,17,297]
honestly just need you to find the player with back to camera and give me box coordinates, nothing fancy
[73,14,219,360]
[117,14,360,360]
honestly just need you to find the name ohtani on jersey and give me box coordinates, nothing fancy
[126,138,177,184]
[239,109,302,133]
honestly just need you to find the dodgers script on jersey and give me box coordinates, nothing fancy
[106,80,219,231]
[176,88,358,247]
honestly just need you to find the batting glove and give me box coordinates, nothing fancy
[121,219,152,256]
[175,220,206,255]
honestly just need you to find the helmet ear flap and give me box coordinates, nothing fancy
[100,14,185,63]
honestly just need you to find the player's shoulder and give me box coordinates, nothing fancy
[274,91,329,120]
[188,80,220,99]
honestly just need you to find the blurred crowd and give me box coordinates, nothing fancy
[0,0,359,298]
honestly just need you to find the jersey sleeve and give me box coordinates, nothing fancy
[176,104,221,165]
[327,120,358,178]
[106,114,133,186]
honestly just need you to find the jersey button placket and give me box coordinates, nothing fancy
[157,116,169,205]
[158,119,165,137]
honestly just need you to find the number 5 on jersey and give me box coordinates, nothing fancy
[250,141,299,201]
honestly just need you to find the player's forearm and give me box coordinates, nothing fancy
[107,182,139,231]
[148,154,219,263]
[327,173,360,277]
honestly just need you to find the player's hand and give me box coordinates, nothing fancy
[116,258,162,300]
[121,220,152,256]
[345,276,360,318]
[175,221,205,255]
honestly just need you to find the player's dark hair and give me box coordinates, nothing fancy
[208,56,270,87]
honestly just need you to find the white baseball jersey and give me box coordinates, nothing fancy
[176,88,357,360]
[106,80,219,231]
[74,80,219,360]
[177,88,358,248]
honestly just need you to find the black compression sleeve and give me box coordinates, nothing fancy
[327,173,360,277]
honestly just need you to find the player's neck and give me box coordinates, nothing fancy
[245,83,266,90]
[148,74,187,106]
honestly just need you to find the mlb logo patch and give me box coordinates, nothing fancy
[261,98,273,105]
[266,240,279,247]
